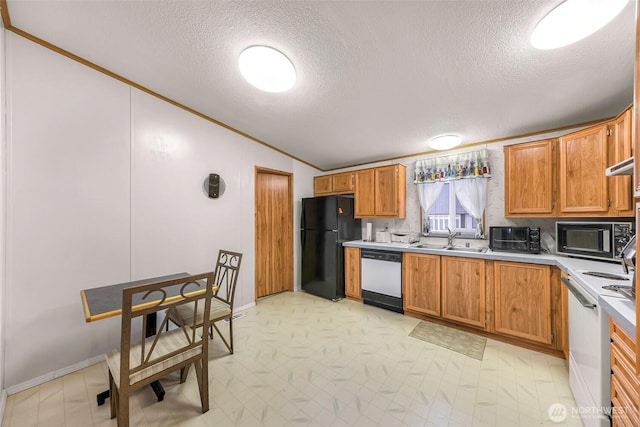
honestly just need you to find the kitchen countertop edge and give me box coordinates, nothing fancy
[343,239,637,337]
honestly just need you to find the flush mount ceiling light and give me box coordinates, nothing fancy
[531,0,629,50]
[238,45,296,93]
[429,135,462,151]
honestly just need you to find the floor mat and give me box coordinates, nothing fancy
[409,320,486,360]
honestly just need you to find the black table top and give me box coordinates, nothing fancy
[80,272,192,322]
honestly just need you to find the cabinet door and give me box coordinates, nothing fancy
[344,247,361,300]
[354,169,375,218]
[441,256,486,329]
[559,124,610,214]
[494,262,552,345]
[332,172,354,194]
[374,165,406,217]
[504,139,555,216]
[403,253,441,316]
[561,280,569,359]
[314,175,332,196]
[611,108,633,215]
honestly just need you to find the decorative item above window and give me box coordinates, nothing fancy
[413,148,491,183]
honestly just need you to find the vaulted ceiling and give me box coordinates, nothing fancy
[5,0,636,170]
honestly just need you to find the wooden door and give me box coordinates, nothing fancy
[559,124,610,214]
[403,252,441,316]
[354,168,375,218]
[494,261,552,345]
[504,139,556,216]
[255,168,293,299]
[612,107,633,215]
[441,256,486,329]
[344,247,361,300]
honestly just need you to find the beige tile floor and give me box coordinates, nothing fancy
[3,291,585,426]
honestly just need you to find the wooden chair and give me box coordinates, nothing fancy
[169,250,242,354]
[106,272,214,427]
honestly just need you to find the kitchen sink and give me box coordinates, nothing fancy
[412,244,448,249]
[411,244,487,253]
[445,246,487,253]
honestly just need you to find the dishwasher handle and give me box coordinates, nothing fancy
[561,276,596,309]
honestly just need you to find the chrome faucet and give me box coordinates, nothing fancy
[447,227,461,248]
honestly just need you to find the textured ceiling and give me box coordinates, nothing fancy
[6,0,636,170]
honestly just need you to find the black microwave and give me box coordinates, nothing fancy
[556,221,634,262]
[489,226,540,253]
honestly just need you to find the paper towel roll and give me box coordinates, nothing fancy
[366,222,372,241]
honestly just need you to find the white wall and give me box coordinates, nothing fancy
[4,32,317,389]
[0,20,6,408]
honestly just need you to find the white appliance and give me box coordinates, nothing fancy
[360,249,403,313]
[562,270,633,427]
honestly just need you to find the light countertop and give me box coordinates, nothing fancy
[343,239,636,338]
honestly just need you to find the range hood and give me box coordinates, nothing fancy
[606,157,634,176]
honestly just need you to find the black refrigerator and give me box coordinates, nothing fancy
[301,195,361,300]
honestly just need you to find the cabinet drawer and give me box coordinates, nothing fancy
[610,318,639,427]
[610,321,636,366]
[612,375,640,427]
[612,396,636,427]
[611,343,640,400]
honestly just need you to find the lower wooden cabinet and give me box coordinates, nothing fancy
[403,252,441,316]
[560,279,569,359]
[400,254,564,355]
[344,247,361,301]
[610,319,639,427]
[493,261,552,345]
[441,256,486,329]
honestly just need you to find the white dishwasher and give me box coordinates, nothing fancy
[360,249,403,313]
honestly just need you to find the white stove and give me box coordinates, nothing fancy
[575,269,633,300]
[565,268,633,427]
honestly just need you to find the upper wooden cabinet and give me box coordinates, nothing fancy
[493,261,552,345]
[611,106,634,216]
[312,165,406,218]
[314,175,333,195]
[504,112,634,218]
[332,172,355,193]
[504,139,556,217]
[559,123,610,215]
[355,164,406,218]
[313,172,354,196]
[441,256,486,330]
[403,252,441,317]
[354,169,375,217]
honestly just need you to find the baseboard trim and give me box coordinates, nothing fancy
[0,389,7,426]
[6,354,104,396]
[4,302,256,397]
[234,301,255,312]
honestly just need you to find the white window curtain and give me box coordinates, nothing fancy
[450,178,488,238]
[416,181,445,233]
[414,148,491,237]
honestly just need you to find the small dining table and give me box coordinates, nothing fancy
[80,272,198,405]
